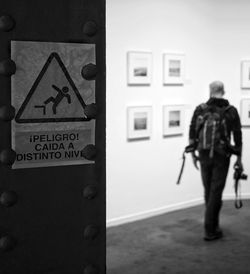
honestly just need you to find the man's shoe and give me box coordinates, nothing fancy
[204,230,223,241]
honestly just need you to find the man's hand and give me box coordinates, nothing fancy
[191,152,199,170]
[234,157,243,171]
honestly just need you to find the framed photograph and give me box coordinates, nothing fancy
[127,106,152,140]
[163,105,184,136]
[241,60,250,89]
[240,99,250,126]
[163,53,185,85]
[127,51,152,85]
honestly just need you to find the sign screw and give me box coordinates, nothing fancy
[0,149,16,166]
[0,15,15,32]
[83,185,97,200]
[82,145,97,161]
[0,105,15,121]
[84,103,98,120]
[81,63,97,80]
[0,235,16,252]
[83,21,98,37]
[0,191,18,207]
[84,224,99,240]
[0,59,16,76]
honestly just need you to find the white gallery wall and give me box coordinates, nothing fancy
[106,0,250,226]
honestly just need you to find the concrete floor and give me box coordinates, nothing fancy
[107,200,250,274]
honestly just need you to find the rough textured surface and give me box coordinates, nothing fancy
[107,200,250,274]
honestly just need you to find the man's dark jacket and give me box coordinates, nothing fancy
[189,97,242,155]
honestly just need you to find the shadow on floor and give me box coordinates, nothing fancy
[107,200,250,274]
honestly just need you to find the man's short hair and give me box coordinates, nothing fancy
[209,81,225,95]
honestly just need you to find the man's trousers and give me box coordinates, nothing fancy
[199,151,230,234]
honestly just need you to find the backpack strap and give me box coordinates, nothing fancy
[194,103,208,141]
[235,175,243,209]
[209,119,217,158]
[222,104,233,116]
[221,105,233,138]
[199,103,208,111]
[176,150,186,185]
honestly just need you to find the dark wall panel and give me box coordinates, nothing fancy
[0,1,106,273]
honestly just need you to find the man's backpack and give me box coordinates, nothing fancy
[195,103,232,158]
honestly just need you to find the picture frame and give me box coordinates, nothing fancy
[240,98,250,126]
[127,106,152,140]
[163,105,184,136]
[127,51,152,85]
[163,53,185,85]
[241,60,250,89]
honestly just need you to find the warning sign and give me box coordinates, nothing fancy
[11,41,95,169]
[15,52,87,123]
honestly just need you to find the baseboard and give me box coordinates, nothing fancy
[107,198,203,228]
[107,194,250,228]
[223,193,250,200]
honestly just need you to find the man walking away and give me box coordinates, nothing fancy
[189,81,243,241]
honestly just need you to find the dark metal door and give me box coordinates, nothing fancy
[0,1,106,273]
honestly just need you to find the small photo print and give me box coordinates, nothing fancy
[163,53,185,85]
[127,52,152,85]
[241,60,250,89]
[169,110,180,127]
[134,67,148,77]
[134,112,147,130]
[240,99,250,126]
[127,106,152,140]
[163,105,184,136]
[169,60,181,77]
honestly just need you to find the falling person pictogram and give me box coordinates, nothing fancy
[44,85,71,114]
[34,85,72,115]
